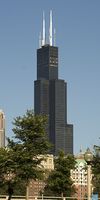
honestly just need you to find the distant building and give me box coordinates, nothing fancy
[34,11,73,155]
[0,110,5,147]
[29,154,54,196]
[71,151,92,199]
[29,151,93,198]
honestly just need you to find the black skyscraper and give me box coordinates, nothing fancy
[34,11,73,155]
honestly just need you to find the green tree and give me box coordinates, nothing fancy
[92,145,100,197]
[44,151,76,197]
[0,147,25,198]
[0,110,51,199]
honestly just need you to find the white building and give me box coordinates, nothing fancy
[71,151,92,199]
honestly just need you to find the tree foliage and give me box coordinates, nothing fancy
[0,110,51,197]
[0,147,26,196]
[92,145,100,196]
[44,151,76,197]
[8,110,51,181]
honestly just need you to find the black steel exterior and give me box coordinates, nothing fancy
[37,45,58,80]
[34,44,73,155]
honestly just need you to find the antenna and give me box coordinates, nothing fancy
[42,11,46,46]
[49,10,53,46]
[54,28,56,46]
[39,32,42,48]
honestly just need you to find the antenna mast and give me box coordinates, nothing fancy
[42,11,46,46]
[39,32,42,48]
[54,28,56,46]
[49,10,53,46]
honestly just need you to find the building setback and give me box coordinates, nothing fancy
[34,11,73,155]
[0,110,5,147]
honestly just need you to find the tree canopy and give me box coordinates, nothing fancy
[8,110,51,182]
[44,151,76,197]
[0,110,51,198]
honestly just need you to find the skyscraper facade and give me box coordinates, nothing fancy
[0,110,5,147]
[34,11,73,155]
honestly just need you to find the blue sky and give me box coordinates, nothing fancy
[0,0,100,154]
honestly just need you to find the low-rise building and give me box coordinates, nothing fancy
[71,151,92,199]
[29,154,54,196]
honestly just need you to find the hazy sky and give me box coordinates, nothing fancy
[0,0,100,154]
